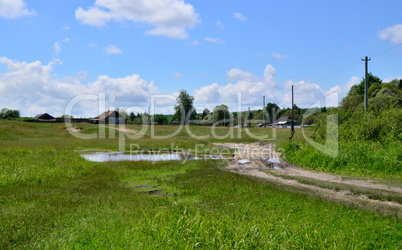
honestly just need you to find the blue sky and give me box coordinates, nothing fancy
[0,0,401,117]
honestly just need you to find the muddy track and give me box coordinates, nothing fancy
[215,143,402,216]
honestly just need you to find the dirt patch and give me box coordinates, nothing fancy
[115,126,141,134]
[217,143,402,214]
[67,126,82,133]
[213,142,280,160]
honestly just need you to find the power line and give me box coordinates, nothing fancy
[313,43,402,84]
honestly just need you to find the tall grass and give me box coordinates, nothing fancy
[285,107,402,178]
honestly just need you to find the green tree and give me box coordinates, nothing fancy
[173,90,196,124]
[368,82,382,98]
[153,114,168,125]
[201,108,210,119]
[0,108,20,119]
[341,95,363,110]
[347,72,382,98]
[212,104,231,125]
[129,112,136,121]
[265,102,279,123]
[283,109,300,122]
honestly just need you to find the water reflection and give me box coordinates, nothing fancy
[81,152,220,162]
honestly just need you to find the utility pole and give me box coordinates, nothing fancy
[262,96,265,127]
[248,107,251,128]
[289,85,295,139]
[361,56,371,111]
[148,106,151,125]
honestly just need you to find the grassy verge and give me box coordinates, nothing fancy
[283,140,402,179]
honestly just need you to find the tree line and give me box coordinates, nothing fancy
[3,73,400,126]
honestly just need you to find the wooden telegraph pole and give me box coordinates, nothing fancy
[361,56,371,111]
[289,85,295,139]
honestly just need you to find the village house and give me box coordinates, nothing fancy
[34,113,55,122]
[274,116,297,128]
[93,110,127,124]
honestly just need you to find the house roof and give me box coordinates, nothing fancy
[34,113,54,120]
[96,110,125,119]
[274,116,294,124]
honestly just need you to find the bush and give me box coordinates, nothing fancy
[284,107,402,177]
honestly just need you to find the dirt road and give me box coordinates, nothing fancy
[215,143,402,217]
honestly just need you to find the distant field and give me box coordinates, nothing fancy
[0,120,400,248]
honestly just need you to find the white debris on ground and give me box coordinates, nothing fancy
[237,159,251,164]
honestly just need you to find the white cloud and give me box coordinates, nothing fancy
[0,57,160,117]
[194,64,279,111]
[53,37,70,57]
[204,37,225,44]
[325,76,359,100]
[282,79,325,108]
[227,68,259,82]
[62,26,70,30]
[190,40,201,46]
[0,0,35,19]
[105,45,122,54]
[216,20,224,28]
[75,0,200,39]
[174,72,183,79]
[378,24,402,44]
[233,12,246,21]
[54,42,61,56]
[383,76,402,83]
[89,42,99,48]
[272,52,288,59]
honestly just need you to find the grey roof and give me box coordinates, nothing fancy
[96,110,126,119]
[34,113,54,120]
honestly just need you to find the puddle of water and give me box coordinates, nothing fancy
[268,158,280,164]
[273,166,281,170]
[81,152,218,162]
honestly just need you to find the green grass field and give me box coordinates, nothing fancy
[0,120,401,248]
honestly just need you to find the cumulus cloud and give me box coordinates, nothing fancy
[282,79,324,106]
[0,0,35,19]
[272,52,288,59]
[383,76,402,83]
[174,72,183,79]
[378,24,402,44]
[325,76,359,101]
[216,20,224,28]
[0,57,160,117]
[53,37,70,57]
[204,37,225,44]
[190,40,201,46]
[75,0,199,39]
[233,12,246,21]
[105,44,122,54]
[194,64,279,111]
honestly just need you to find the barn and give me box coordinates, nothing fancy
[94,110,127,124]
[34,113,55,122]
